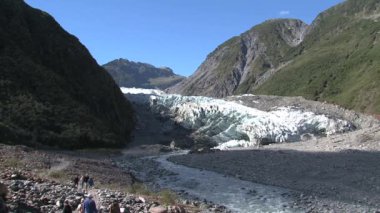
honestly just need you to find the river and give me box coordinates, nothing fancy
[119,151,302,213]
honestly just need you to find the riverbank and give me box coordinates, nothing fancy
[169,126,380,212]
[117,148,301,212]
[0,144,204,212]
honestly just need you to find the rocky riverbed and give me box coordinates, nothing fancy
[0,144,210,213]
[169,126,380,212]
[0,168,189,213]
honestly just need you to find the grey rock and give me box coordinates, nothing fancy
[168,19,308,98]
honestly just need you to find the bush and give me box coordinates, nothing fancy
[127,183,152,195]
[159,189,177,205]
[3,157,23,168]
[48,170,66,180]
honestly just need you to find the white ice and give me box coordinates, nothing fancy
[122,88,352,149]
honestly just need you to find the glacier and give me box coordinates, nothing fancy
[122,87,353,149]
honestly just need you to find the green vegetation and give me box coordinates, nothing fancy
[3,157,23,168]
[179,0,380,114]
[98,182,178,205]
[0,0,135,148]
[159,189,177,205]
[47,170,67,180]
[215,38,243,80]
[127,183,153,195]
[256,0,380,114]
[178,19,307,97]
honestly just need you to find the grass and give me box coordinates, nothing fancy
[127,183,153,195]
[97,182,179,206]
[47,170,67,180]
[3,157,23,168]
[159,189,177,205]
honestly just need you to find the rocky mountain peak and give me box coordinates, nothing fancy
[168,18,308,97]
[103,58,185,89]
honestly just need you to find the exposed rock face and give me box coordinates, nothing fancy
[170,0,380,115]
[0,0,134,148]
[168,19,308,97]
[103,59,185,90]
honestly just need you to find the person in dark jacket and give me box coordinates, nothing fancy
[109,200,120,213]
[62,200,73,213]
[83,174,90,191]
[0,183,9,213]
[88,178,94,189]
[83,194,97,213]
[73,176,79,188]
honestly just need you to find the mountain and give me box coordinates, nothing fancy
[103,59,185,90]
[170,0,380,114]
[0,0,135,149]
[168,19,308,97]
[256,0,380,114]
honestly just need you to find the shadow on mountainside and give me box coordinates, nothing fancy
[126,103,194,149]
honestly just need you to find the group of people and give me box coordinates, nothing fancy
[64,193,122,213]
[1,181,123,213]
[73,174,94,193]
[63,193,97,213]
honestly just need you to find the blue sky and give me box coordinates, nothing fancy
[25,0,343,76]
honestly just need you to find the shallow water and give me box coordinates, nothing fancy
[133,151,302,213]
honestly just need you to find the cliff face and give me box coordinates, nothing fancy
[0,0,135,148]
[103,59,185,90]
[168,19,308,97]
[170,0,380,114]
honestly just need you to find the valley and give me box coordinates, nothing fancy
[116,87,380,212]
[1,0,380,212]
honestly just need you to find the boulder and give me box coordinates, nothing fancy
[149,206,168,213]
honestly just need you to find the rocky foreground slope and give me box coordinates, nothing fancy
[0,0,134,148]
[0,144,210,213]
[169,0,380,114]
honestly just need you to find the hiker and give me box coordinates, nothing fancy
[80,176,85,190]
[83,174,90,191]
[83,194,97,213]
[0,183,9,213]
[63,200,73,213]
[76,198,85,213]
[109,200,120,213]
[88,178,94,189]
[73,176,79,188]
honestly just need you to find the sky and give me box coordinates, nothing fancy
[25,0,343,77]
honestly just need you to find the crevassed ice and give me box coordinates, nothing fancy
[122,88,353,149]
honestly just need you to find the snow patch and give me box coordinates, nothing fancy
[121,87,165,95]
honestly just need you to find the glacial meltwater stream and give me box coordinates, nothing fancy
[122,151,303,213]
